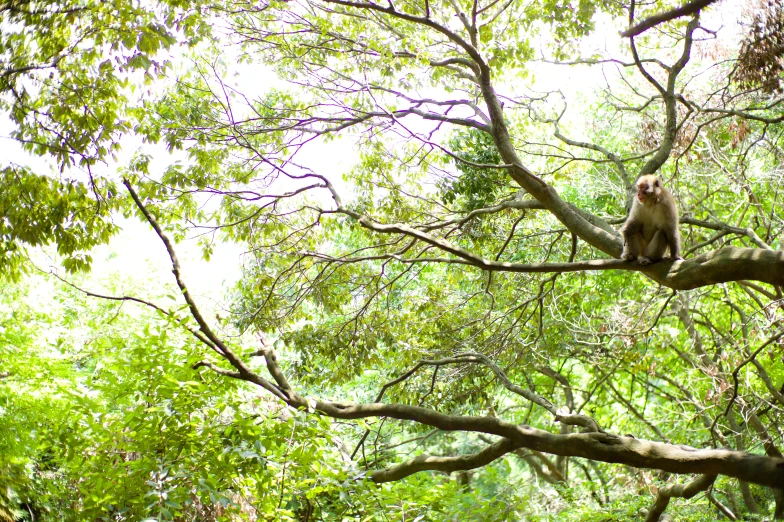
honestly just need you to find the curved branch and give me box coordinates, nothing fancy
[124,180,227,354]
[723,327,784,417]
[1,55,63,79]
[322,0,482,65]
[141,252,784,491]
[359,351,599,430]
[422,197,545,231]
[554,127,630,188]
[681,217,772,250]
[645,474,717,522]
[370,437,518,482]
[349,350,596,460]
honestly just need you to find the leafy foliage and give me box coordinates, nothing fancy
[3,0,784,520]
[439,129,510,210]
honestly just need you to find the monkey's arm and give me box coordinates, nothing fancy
[668,226,683,259]
[662,194,683,259]
[620,216,643,260]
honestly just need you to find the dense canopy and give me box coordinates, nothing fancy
[1,0,784,520]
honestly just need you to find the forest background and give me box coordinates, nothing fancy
[1,0,784,520]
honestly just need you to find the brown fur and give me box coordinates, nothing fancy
[620,175,682,265]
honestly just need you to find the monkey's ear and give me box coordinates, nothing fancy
[654,179,660,186]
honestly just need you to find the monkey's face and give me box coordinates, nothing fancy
[636,175,662,205]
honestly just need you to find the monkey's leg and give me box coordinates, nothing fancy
[640,229,667,265]
[621,227,643,261]
[668,230,683,260]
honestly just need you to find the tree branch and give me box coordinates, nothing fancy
[370,437,519,482]
[123,179,288,401]
[645,474,716,522]
[310,397,784,488]
[622,0,719,38]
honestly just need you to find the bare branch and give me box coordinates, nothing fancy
[48,270,221,354]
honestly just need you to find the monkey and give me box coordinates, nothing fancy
[620,174,683,265]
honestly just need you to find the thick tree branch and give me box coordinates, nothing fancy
[640,247,784,289]
[216,348,784,489]
[307,396,784,488]
[622,0,719,38]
